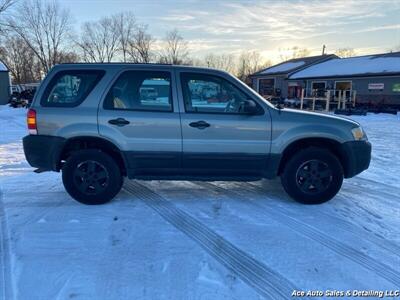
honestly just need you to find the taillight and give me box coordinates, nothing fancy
[27,109,37,135]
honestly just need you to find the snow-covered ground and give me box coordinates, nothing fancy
[0,105,399,300]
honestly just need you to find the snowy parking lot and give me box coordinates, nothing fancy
[0,106,399,299]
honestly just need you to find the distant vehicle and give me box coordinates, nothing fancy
[9,86,37,108]
[11,83,40,95]
[11,85,23,94]
[23,64,371,205]
[139,87,158,100]
[22,82,40,90]
[284,98,309,108]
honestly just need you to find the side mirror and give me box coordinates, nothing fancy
[242,99,258,114]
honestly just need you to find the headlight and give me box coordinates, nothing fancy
[351,126,366,140]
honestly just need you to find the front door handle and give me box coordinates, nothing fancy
[108,118,130,127]
[189,120,210,129]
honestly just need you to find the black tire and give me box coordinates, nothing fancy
[62,149,123,205]
[281,147,343,204]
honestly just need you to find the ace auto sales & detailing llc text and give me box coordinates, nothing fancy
[292,290,400,298]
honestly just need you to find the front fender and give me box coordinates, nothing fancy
[271,124,351,154]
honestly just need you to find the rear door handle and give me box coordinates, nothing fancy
[108,118,130,127]
[189,120,210,129]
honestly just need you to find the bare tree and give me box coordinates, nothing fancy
[0,0,16,28]
[279,46,311,61]
[201,53,237,74]
[0,0,16,13]
[236,51,271,82]
[57,50,79,64]
[127,24,153,63]
[158,29,189,65]
[77,16,120,63]
[0,35,39,83]
[335,47,357,58]
[114,12,136,62]
[7,0,72,73]
[76,11,155,63]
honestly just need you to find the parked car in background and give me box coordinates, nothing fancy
[9,86,37,108]
[139,87,158,100]
[11,84,24,94]
[23,64,371,205]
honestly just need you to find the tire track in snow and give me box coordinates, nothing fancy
[0,189,14,300]
[193,181,400,287]
[124,180,303,300]
[355,177,400,194]
[342,177,400,209]
[244,182,400,258]
[340,180,400,209]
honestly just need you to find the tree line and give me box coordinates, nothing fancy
[0,0,393,85]
[0,0,273,84]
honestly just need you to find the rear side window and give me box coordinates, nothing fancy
[41,70,104,107]
[103,71,172,112]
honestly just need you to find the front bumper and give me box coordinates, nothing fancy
[340,140,371,178]
[23,135,66,171]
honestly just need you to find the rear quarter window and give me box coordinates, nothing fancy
[41,70,105,107]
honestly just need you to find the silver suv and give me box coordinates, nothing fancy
[23,64,371,205]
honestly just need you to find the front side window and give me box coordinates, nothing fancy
[41,70,104,107]
[104,71,172,112]
[181,73,250,114]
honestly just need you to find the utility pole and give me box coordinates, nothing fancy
[322,45,326,55]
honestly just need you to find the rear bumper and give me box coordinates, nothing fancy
[340,140,371,178]
[23,135,66,171]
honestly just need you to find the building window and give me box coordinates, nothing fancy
[288,82,302,99]
[311,81,326,97]
[335,81,352,99]
[258,78,275,97]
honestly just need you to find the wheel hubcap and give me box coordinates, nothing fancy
[73,160,109,195]
[295,159,333,194]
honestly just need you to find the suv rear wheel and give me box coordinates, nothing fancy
[62,149,122,205]
[281,147,343,204]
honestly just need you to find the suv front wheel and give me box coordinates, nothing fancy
[281,147,343,204]
[62,149,123,205]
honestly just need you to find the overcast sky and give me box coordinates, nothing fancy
[61,0,400,63]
